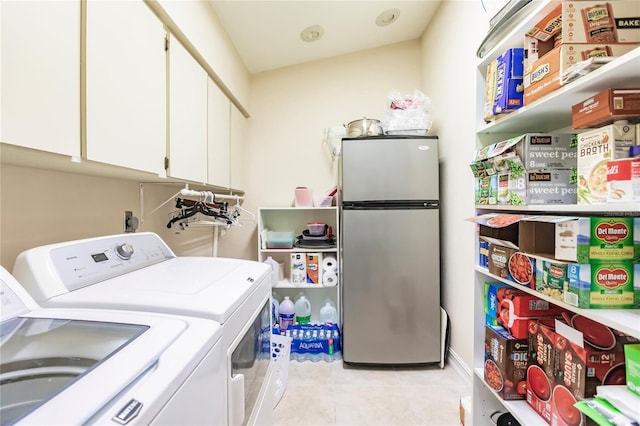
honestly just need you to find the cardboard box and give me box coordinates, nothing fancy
[493,48,525,115]
[535,258,571,303]
[485,282,510,326]
[555,216,639,264]
[475,176,498,205]
[528,319,638,426]
[290,253,307,284]
[484,59,498,122]
[577,122,638,204]
[566,261,640,309]
[526,319,557,423]
[489,287,565,339]
[488,244,536,288]
[526,2,640,45]
[523,44,639,105]
[625,344,640,397]
[479,238,490,268]
[572,88,640,129]
[484,325,529,400]
[471,134,579,206]
[472,133,578,170]
[607,157,640,202]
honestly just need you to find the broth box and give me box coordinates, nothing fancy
[577,122,638,204]
[484,325,529,400]
[566,261,640,309]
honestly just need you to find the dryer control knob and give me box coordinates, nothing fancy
[116,243,134,260]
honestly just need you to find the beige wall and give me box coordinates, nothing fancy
[0,164,237,269]
[420,0,488,374]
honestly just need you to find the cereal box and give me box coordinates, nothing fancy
[577,122,638,204]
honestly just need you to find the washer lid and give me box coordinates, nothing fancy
[36,257,270,323]
[1,267,222,425]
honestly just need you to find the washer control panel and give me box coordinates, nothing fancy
[49,233,175,291]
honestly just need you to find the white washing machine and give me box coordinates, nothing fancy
[0,266,226,425]
[12,232,273,426]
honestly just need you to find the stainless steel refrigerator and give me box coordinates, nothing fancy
[339,135,441,365]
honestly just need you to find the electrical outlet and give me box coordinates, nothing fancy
[124,211,139,233]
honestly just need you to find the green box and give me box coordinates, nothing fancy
[625,344,640,397]
[566,262,640,309]
[556,217,640,264]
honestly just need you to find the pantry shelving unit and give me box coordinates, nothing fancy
[257,206,340,325]
[472,1,640,424]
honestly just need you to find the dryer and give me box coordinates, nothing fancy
[0,266,226,425]
[12,232,273,426]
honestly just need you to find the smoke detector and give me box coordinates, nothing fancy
[300,25,324,42]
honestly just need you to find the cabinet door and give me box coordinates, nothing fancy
[168,35,208,183]
[85,0,165,175]
[207,78,230,188]
[229,104,246,191]
[1,1,81,156]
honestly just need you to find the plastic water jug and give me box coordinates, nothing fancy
[294,295,311,324]
[279,296,295,332]
[271,297,280,328]
[319,300,338,324]
[264,256,280,286]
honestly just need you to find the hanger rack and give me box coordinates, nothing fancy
[139,183,244,226]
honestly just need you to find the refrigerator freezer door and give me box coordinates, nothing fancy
[341,207,441,364]
[341,137,439,202]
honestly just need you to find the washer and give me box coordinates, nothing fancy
[12,232,273,426]
[0,266,226,425]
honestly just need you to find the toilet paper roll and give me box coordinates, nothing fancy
[322,256,337,272]
[323,272,338,287]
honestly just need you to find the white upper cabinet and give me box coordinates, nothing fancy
[168,34,208,183]
[1,1,81,157]
[85,0,166,175]
[207,79,231,188]
[229,104,246,191]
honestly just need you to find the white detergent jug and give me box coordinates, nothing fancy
[279,296,295,332]
[294,295,311,324]
[319,299,338,324]
[264,256,280,286]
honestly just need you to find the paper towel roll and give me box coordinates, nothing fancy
[323,272,338,287]
[322,256,337,272]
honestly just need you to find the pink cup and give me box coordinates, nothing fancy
[294,187,313,207]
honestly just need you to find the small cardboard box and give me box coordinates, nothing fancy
[484,325,529,400]
[577,121,639,204]
[554,216,639,263]
[524,44,639,105]
[535,258,571,303]
[488,244,536,288]
[566,261,640,309]
[484,282,511,326]
[625,344,640,397]
[526,2,640,45]
[526,319,557,423]
[524,169,577,205]
[493,48,525,115]
[290,253,307,284]
[607,157,640,202]
[572,88,640,129]
[484,59,498,122]
[475,176,498,205]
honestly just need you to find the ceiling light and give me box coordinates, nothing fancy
[300,25,324,42]
[376,8,400,26]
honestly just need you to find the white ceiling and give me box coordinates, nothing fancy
[209,1,443,74]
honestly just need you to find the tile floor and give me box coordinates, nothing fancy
[273,360,471,425]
